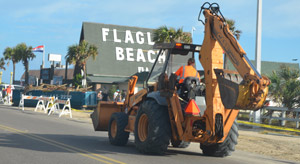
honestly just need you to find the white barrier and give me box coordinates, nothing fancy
[19,94,40,111]
[58,98,72,118]
[35,96,54,113]
[48,98,72,118]
[45,97,56,113]
[18,94,72,118]
[48,97,60,116]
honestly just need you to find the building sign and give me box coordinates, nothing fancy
[101,27,166,72]
[80,22,187,81]
[48,53,62,62]
[40,68,51,80]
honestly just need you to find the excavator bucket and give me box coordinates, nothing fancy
[91,101,123,131]
[214,69,269,110]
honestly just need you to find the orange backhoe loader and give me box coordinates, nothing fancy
[91,2,270,157]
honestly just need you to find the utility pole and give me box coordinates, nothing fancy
[255,0,262,73]
[253,0,263,123]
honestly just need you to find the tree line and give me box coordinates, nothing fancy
[1,43,35,85]
[0,41,98,87]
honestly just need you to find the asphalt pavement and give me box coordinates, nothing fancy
[0,105,298,164]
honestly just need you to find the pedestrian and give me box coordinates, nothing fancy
[2,88,6,98]
[3,86,12,103]
[97,90,103,101]
[7,85,12,96]
[113,89,120,101]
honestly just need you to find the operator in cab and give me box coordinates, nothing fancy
[175,58,200,83]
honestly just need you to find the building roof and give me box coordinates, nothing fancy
[87,72,149,84]
[21,69,74,80]
[131,72,149,84]
[228,60,299,76]
[87,76,129,84]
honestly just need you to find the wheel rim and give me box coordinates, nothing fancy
[138,113,148,142]
[111,120,117,138]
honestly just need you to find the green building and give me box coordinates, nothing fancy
[80,22,187,92]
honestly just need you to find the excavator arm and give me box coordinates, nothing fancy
[199,3,270,111]
[197,2,270,142]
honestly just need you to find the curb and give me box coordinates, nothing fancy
[72,108,93,113]
[237,120,300,133]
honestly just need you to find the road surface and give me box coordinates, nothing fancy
[0,105,297,164]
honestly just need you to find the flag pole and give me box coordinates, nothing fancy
[42,45,45,68]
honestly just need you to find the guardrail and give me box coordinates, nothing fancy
[261,107,300,128]
[239,107,300,129]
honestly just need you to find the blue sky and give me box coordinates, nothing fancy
[0,0,299,83]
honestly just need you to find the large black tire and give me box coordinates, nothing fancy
[200,120,239,157]
[134,99,171,154]
[171,139,190,148]
[108,112,130,146]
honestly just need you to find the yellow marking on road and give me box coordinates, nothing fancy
[0,124,126,164]
[237,120,300,133]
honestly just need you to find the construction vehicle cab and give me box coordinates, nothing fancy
[146,42,203,105]
[91,2,270,157]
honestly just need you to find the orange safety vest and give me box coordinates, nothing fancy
[6,87,11,94]
[175,65,200,83]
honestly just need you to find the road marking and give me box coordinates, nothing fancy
[237,120,300,133]
[0,124,126,164]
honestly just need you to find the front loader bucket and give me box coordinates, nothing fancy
[91,101,123,131]
[214,69,268,110]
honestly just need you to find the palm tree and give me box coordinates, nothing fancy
[153,26,192,43]
[0,58,6,70]
[15,43,36,85]
[226,19,242,40]
[224,19,242,69]
[66,40,98,88]
[3,47,21,83]
[268,65,300,109]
